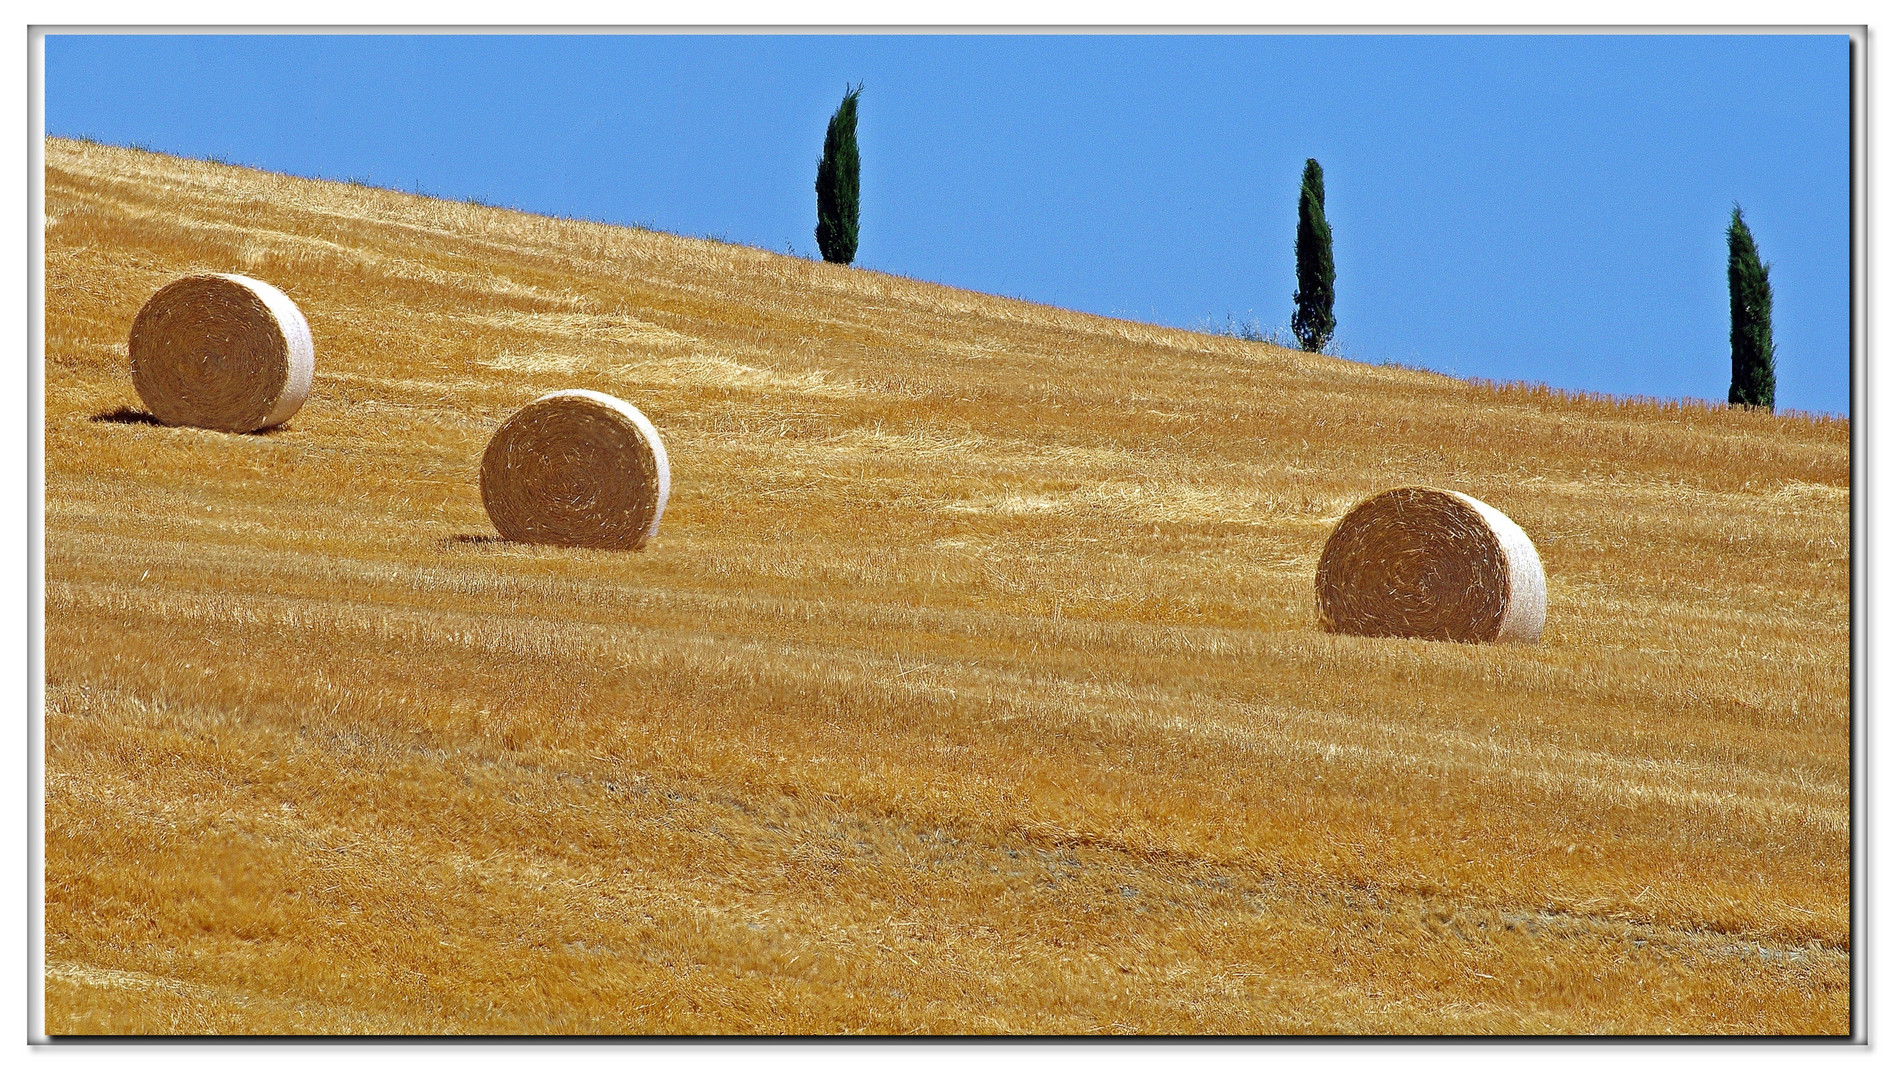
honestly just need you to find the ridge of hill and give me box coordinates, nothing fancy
[42,137,1849,1034]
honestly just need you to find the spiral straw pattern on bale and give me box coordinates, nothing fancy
[129,273,314,432]
[480,390,671,550]
[1315,487,1546,644]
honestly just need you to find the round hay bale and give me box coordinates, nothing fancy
[128,273,315,432]
[1315,487,1546,644]
[479,389,671,550]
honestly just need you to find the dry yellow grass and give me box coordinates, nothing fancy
[41,137,1849,1035]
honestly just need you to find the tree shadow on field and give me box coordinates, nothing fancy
[89,406,163,426]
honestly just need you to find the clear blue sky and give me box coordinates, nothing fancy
[44,33,1851,415]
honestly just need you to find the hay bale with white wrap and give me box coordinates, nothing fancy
[480,389,671,550]
[1315,487,1545,644]
[129,273,314,432]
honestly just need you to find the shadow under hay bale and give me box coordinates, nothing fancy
[439,534,521,549]
[89,407,164,426]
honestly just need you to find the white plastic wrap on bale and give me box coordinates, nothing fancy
[1445,490,1546,644]
[242,275,315,429]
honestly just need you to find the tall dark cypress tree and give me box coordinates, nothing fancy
[1290,158,1336,353]
[815,84,863,265]
[1727,204,1776,410]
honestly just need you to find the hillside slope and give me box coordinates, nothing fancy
[41,137,1849,1034]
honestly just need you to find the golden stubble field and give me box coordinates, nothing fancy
[40,137,1850,1034]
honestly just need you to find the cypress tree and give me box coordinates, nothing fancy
[1726,204,1776,410]
[815,84,863,265]
[1290,158,1337,353]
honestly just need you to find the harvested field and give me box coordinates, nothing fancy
[41,137,1850,1035]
